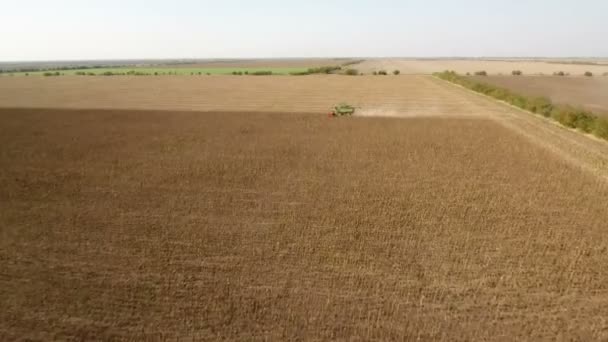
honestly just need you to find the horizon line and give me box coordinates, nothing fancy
[2,56,608,64]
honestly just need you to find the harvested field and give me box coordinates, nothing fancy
[0,75,491,116]
[355,59,608,76]
[470,75,608,117]
[2,108,608,340]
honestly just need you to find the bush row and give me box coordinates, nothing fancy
[434,71,608,141]
[232,71,273,75]
[74,71,178,76]
[290,66,361,76]
[372,70,401,75]
[468,70,598,77]
[288,66,340,75]
[308,66,342,74]
[99,71,156,76]
[555,71,594,77]
[250,71,273,75]
[2,65,117,74]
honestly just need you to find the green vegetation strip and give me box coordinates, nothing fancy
[435,71,608,141]
[1,63,364,77]
[2,67,310,77]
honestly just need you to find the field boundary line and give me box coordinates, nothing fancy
[433,77,608,161]
[432,75,608,183]
[0,106,329,116]
[431,75,608,145]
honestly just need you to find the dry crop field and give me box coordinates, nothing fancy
[355,58,608,76]
[0,58,355,77]
[470,75,608,117]
[2,75,608,340]
[0,75,495,115]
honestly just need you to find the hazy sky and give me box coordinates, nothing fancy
[1,0,607,61]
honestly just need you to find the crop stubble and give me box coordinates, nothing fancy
[0,75,496,116]
[2,106,608,340]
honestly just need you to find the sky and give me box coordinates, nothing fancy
[1,0,607,61]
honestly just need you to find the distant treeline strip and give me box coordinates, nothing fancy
[2,63,363,77]
[289,66,343,75]
[435,71,608,141]
[45,70,283,76]
[43,70,178,76]
[289,65,362,76]
[0,65,122,74]
[10,66,356,77]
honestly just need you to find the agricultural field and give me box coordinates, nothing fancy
[0,58,352,72]
[1,67,311,76]
[0,75,495,114]
[0,58,356,76]
[355,58,608,76]
[2,74,608,340]
[470,75,608,117]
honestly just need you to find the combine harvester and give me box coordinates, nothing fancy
[330,103,356,117]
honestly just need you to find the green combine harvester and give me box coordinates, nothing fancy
[331,103,356,117]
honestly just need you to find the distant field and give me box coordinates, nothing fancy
[470,75,608,117]
[0,58,354,72]
[2,67,311,76]
[355,59,608,75]
[0,58,356,76]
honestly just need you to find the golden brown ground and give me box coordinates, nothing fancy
[0,75,487,116]
[2,108,608,340]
